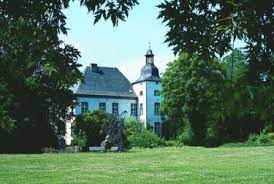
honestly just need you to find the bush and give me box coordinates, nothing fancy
[162,119,181,140]
[103,114,128,151]
[177,122,194,145]
[165,140,179,147]
[73,110,109,147]
[247,130,274,146]
[71,129,87,147]
[124,117,143,137]
[73,110,128,151]
[128,129,166,148]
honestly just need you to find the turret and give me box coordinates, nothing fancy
[145,49,154,65]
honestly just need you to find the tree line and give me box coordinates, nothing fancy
[161,49,273,146]
[0,0,273,152]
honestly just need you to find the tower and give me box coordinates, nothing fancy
[132,48,163,135]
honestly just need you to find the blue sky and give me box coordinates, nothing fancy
[60,0,175,82]
[60,1,246,82]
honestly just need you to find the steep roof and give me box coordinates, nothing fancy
[132,48,161,84]
[132,63,161,84]
[75,64,137,99]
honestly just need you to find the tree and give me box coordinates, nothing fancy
[73,110,128,151]
[222,49,247,83]
[124,117,143,137]
[162,53,226,146]
[158,0,273,144]
[158,1,273,60]
[73,110,110,147]
[0,0,138,152]
[222,50,273,139]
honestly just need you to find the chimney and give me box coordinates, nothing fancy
[91,63,98,72]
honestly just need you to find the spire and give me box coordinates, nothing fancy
[132,45,161,84]
[145,43,154,64]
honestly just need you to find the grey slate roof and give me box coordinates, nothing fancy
[132,63,161,84]
[133,48,161,84]
[75,65,137,99]
[145,49,154,56]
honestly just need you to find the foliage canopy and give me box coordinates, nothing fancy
[0,0,138,152]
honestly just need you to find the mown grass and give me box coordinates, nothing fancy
[0,146,273,184]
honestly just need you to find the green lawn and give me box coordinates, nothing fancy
[0,146,274,184]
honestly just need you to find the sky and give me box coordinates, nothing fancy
[60,0,175,82]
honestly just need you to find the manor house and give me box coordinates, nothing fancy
[65,48,165,144]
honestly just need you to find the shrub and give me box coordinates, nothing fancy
[247,134,259,144]
[258,132,274,144]
[162,119,181,140]
[103,114,128,151]
[165,140,179,147]
[124,117,143,137]
[177,122,194,145]
[128,129,166,148]
[247,130,274,146]
[73,110,128,151]
[71,129,87,147]
[124,118,165,148]
[73,110,109,147]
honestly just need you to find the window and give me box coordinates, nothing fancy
[140,103,143,115]
[139,91,143,96]
[131,103,137,116]
[112,103,119,115]
[154,122,162,136]
[156,82,159,84]
[154,102,160,115]
[99,102,106,111]
[154,90,160,96]
[81,102,88,113]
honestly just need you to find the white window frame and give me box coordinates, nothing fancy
[112,103,119,115]
[131,103,137,116]
[81,102,88,113]
[154,102,160,115]
[99,102,106,111]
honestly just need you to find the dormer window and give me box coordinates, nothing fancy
[140,91,143,96]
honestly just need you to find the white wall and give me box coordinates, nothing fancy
[65,81,165,145]
[133,82,147,125]
[133,81,164,129]
[75,97,137,117]
[65,96,137,145]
